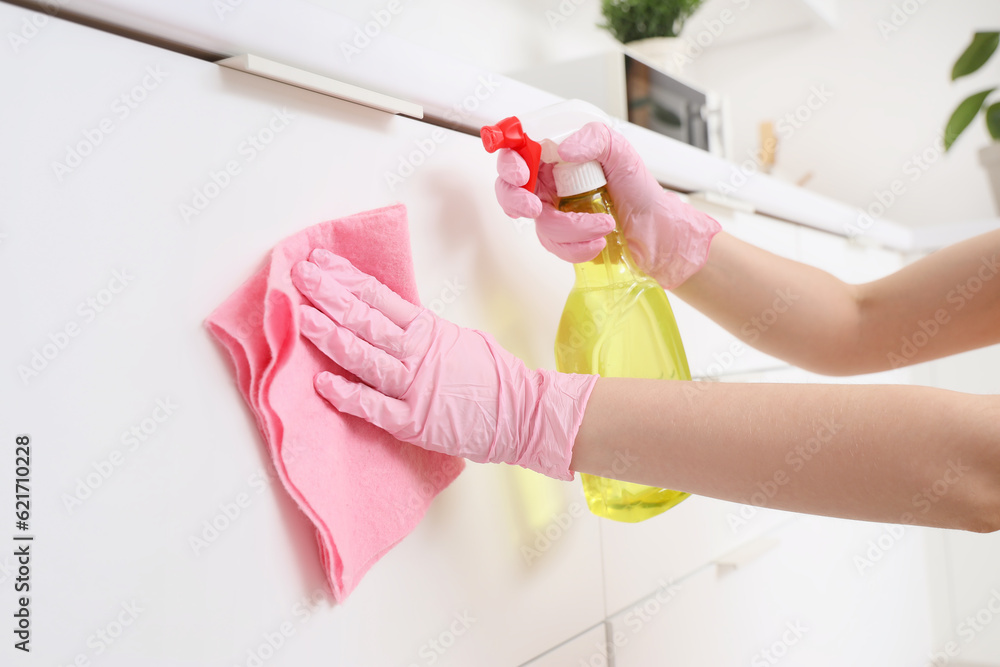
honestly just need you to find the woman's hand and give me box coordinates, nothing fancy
[290,249,598,481]
[493,122,721,288]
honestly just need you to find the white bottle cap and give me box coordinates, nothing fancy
[553,159,607,197]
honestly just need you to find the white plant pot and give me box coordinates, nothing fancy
[979,142,1000,214]
[625,37,691,78]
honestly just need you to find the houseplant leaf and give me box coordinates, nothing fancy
[944,88,995,150]
[600,0,703,43]
[951,31,999,80]
[987,102,1000,140]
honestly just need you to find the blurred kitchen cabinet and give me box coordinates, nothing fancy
[600,494,797,618]
[671,198,798,379]
[938,530,1000,664]
[611,514,933,666]
[798,224,903,284]
[910,344,1000,665]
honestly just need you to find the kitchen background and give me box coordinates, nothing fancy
[3,0,1000,665]
[324,0,1000,230]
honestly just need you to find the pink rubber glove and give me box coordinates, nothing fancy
[494,122,722,289]
[290,249,598,481]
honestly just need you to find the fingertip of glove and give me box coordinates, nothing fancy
[539,233,606,264]
[298,305,326,334]
[567,238,607,264]
[314,370,341,395]
[575,211,615,235]
[558,122,609,163]
[496,178,542,219]
[291,260,320,292]
[497,148,529,187]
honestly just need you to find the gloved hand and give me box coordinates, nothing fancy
[290,249,598,481]
[493,122,722,289]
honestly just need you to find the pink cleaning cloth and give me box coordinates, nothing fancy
[205,203,464,602]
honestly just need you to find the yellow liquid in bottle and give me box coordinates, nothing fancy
[555,186,691,523]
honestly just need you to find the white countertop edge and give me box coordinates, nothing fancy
[44,0,999,252]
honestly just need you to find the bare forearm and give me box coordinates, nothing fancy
[571,377,1000,532]
[672,230,1000,374]
[672,232,863,374]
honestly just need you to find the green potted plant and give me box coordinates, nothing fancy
[944,31,1000,212]
[600,0,705,76]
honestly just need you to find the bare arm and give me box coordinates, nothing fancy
[672,229,1000,375]
[571,377,1000,532]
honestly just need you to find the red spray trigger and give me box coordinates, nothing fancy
[480,117,542,193]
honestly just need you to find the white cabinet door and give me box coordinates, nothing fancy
[797,225,904,284]
[912,344,1000,665]
[599,207,914,619]
[611,515,934,666]
[0,5,604,665]
[939,530,1000,665]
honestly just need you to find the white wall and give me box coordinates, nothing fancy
[322,0,999,230]
[682,0,1000,229]
[313,0,619,74]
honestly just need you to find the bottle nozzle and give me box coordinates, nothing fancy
[480,116,542,193]
[480,125,505,153]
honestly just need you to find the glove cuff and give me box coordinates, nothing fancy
[649,194,722,290]
[522,369,599,481]
[476,330,598,481]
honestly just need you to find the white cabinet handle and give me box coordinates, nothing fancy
[685,190,756,215]
[713,536,780,575]
[218,54,423,119]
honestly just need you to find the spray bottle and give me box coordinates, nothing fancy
[481,100,692,523]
